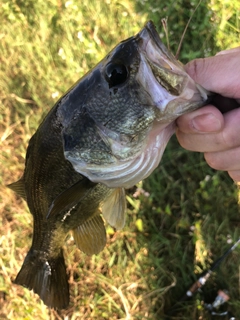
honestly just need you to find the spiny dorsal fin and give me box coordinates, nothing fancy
[7,178,26,201]
[47,178,96,219]
[72,213,106,255]
[101,188,126,230]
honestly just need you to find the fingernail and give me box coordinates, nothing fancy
[192,113,222,132]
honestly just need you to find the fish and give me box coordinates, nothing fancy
[8,21,209,309]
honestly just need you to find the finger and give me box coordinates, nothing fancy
[177,108,240,152]
[204,146,240,171]
[216,47,240,56]
[185,54,240,99]
[176,105,224,134]
[228,170,240,182]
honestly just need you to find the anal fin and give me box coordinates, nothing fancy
[72,214,106,255]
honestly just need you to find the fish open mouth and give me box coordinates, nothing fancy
[136,21,209,118]
[146,59,185,96]
[138,21,186,96]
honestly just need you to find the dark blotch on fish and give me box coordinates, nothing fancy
[8,21,209,309]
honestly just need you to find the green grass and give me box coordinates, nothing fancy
[0,0,240,319]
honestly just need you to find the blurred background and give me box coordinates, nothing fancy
[0,0,239,319]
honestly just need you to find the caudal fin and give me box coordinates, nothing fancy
[14,248,69,309]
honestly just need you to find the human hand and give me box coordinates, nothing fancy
[176,47,240,181]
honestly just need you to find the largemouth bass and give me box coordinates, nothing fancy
[9,21,209,309]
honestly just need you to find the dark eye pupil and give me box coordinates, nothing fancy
[105,63,128,88]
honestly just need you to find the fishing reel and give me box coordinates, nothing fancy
[203,289,236,320]
[165,239,240,320]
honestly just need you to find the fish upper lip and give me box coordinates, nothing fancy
[144,21,166,52]
[137,21,179,66]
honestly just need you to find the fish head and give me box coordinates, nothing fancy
[57,21,209,188]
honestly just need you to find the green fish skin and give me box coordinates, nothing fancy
[8,21,209,309]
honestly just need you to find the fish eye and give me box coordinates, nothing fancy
[104,62,129,88]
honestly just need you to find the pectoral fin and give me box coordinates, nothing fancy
[101,188,126,230]
[72,213,106,255]
[7,178,26,201]
[47,178,96,219]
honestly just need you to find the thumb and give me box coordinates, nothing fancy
[176,105,224,134]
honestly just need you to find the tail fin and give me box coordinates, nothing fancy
[14,248,69,309]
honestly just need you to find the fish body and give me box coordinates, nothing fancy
[9,21,209,309]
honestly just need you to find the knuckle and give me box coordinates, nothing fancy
[185,58,206,82]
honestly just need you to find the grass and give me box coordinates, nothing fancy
[0,0,240,319]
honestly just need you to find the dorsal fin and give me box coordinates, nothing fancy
[7,178,26,201]
[72,213,106,255]
[101,188,126,230]
[47,178,96,220]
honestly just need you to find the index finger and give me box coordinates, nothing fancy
[185,51,240,100]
